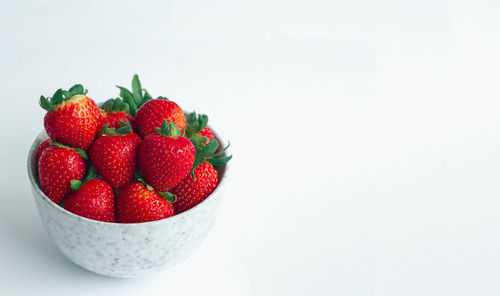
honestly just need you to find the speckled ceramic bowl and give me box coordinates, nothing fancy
[27,129,227,278]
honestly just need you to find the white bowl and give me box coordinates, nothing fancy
[27,129,227,278]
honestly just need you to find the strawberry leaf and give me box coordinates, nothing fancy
[84,166,98,182]
[190,134,208,147]
[70,180,83,191]
[185,111,209,139]
[39,95,52,111]
[157,191,177,203]
[191,139,231,176]
[118,87,137,116]
[50,89,64,105]
[143,89,153,104]
[50,141,88,160]
[207,155,232,166]
[131,74,142,105]
[68,84,84,95]
[156,120,182,138]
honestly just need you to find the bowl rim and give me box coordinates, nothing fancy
[27,127,228,227]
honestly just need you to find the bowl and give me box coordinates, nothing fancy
[27,129,227,278]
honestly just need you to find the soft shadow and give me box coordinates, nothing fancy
[0,194,132,283]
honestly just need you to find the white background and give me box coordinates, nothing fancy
[1,0,500,295]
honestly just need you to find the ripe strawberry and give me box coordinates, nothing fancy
[89,120,141,189]
[116,182,175,223]
[184,111,215,147]
[40,84,101,150]
[198,127,215,143]
[97,98,135,133]
[64,177,116,222]
[38,142,87,204]
[171,139,231,213]
[36,139,52,164]
[138,120,195,192]
[135,99,186,138]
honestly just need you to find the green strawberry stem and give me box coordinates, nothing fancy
[69,166,98,192]
[39,84,88,112]
[84,166,98,182]
[101,119,133,136]
[156,120,182,138]
[50,141,88,160]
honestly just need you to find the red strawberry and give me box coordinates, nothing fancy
[97,98,135,133]
[138,120,195,192]
[171,139,231,213]
[184,111,215,147]
[38,143,87,204]
[40,85,101,150]
[64,178,116,222]
[171,162,218,213]
[135,99,186,138]
[89,120,141,189]
[36,139,52,164]
[198,127,215,143]
[116,182,175,223]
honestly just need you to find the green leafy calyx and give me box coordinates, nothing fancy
[191,139,232,178]
[101,119,134,136]
[39,84,88,112]
[101,98,130,114]
[116,74,153,117]
[156,120,182,138]
[70,180,83,191]
[50,141,88,160]
[185,111,209,137]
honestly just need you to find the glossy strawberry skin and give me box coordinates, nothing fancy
[89,133,141,190]
[98,110,136,134]
[134,99,186,138]
[198,127,215,145]
[138,134,195,192]
[36,139,52,164]
[116,182,174,223]
[171,162,219,214]
[38,147,86,204]
[64,179,116,222]
[44,95,100,150]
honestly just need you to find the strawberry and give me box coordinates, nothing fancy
[64,175,116,222]
[36,139,52,164]
[198,127,215,143]
[171,139,231,213]
[97,98,135,133]
[135,98,186,138]
[89,120,141,189]
[40,84,101,150]
[184,111,215,147]
[116,182,175,223]
[38,142,87,204]
[138,120,195,192]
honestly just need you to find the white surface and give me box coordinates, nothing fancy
[1,0,500,295]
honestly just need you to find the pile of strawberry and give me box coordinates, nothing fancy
[36,75,231,223]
